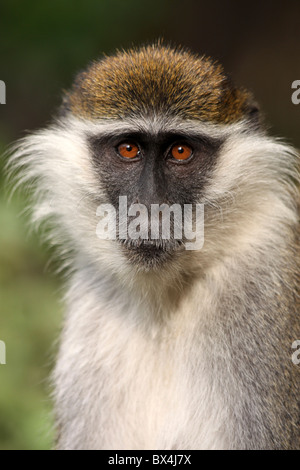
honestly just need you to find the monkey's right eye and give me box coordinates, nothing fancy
[117,142,141,160]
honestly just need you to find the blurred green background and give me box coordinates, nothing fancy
[0,0,299,450]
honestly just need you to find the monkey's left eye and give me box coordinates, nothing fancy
[117,142,141,159]
[169,143,193,162]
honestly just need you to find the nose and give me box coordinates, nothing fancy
[137,159,166,208]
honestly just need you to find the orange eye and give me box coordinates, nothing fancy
[118,142,140,159]
[170,143,193,161]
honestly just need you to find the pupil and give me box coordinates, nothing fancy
[126,145,132,152]
[178,146,184,153]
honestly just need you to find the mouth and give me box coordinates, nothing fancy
[118,238,184,268]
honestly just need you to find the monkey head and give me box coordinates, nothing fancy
[10,45,298,277]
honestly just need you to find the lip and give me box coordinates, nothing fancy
[118,238,184,266]
[118,237,184,251]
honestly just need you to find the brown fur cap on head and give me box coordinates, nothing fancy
[64,44,258,124]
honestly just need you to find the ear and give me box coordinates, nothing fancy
[246,101,262,131]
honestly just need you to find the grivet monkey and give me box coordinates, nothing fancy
[9,45,300,450]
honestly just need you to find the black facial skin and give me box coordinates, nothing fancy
[89,131,223,267]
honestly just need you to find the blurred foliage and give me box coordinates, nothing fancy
[0,0,299,450]
[0,164,62,449]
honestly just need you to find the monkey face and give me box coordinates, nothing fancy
[88,128,222,266]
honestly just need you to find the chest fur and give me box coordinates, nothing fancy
[54,284,230,450]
